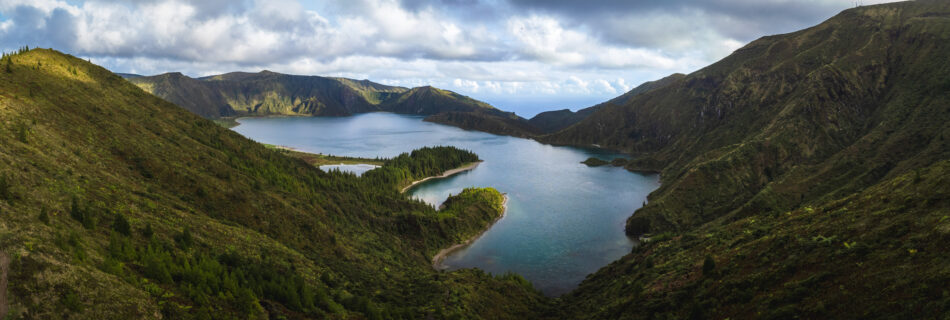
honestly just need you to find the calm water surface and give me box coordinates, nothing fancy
[234,113,659,295]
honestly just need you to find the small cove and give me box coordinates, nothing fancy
[233,113,660,296]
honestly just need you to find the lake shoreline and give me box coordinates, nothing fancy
[432,194,508,270]
[263,144,385,167]
[400,161,482,193]
[234,113,660,294]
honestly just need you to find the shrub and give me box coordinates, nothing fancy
[0,174,11,200]
[38,208,50,224]
[112,213,131,236]
[702,255,716,277]
[141,223,154,238]
[175,227,193,249]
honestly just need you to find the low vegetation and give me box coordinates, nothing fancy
[3,1,949,318]
[0,48,547,319]
[551,1,950,318]
[265,146,385,167]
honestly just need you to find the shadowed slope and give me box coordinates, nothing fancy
[554,1,950,318]
[529,73,685,133]
[0,49,548,319]
[544,0,950,235]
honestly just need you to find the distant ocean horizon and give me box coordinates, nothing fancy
[479,96,611,119]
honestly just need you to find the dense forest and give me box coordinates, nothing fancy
[361,146,480,190]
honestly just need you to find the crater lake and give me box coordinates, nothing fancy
[233,112,659,295]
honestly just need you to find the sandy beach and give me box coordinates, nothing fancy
[400,161,482,193]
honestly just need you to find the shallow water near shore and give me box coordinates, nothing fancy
[233,113,659,296]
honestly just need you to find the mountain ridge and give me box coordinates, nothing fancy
[128,70,530,124]
[552,1,950,317]
[528,73,686,134]
[0,48,548,319]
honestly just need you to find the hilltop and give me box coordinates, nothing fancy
[551,1,950,318]
[0,49,547,319]
[128,70,543,137]
[528,73,685,134]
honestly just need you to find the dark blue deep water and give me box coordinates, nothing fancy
[233,113,659,295]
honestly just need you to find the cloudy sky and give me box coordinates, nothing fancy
[0,0,899,116]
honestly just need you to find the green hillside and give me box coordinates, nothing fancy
[529,73,685,133]
[543,0,950,235]
[424,111,543,138]
[3,0,950,318]
[128,71,533,126]
[132,71,408,117]
[133,72,235,118]
[546,1,950,318]
[0,49,547,319]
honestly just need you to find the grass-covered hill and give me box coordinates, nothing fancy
[3,1,949,318]
[0,48,548,319]
[132,72,235,118]
[548,1,950,318]
[130,69,550,137]
[543,0,950,236]
[424,111,544,138]
[128,70,535,126]
[130,70,408,118]
[528,73,685,134]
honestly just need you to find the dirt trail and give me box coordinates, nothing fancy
[0,251,9,319]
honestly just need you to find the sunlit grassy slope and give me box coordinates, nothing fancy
[552,1,950,318]
[0,48,547,319]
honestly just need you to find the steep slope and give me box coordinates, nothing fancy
[115,73,143,79]
[381,86,496,115]
[559,160,950,319]
[129,71,524,122]
[0,49,547,319]
[529,74,685,133]
[424,111,543,138]
[206,71,408,116]
[544,0,950,235]
[553,1,950,318]
[131,72,234,118]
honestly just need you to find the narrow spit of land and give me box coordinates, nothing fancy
[431,194,508,270]
[400,162,482,193]
[265,144,385,167]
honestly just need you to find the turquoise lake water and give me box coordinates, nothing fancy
[233,113,659,296]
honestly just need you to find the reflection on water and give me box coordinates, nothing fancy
[234,113,659,296]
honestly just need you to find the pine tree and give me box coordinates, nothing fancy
[141,222,154,238]
[176,227,194,248]
[112,213,131,236]
[702,255,716,277]
[39,208,50,225]
[0,175,10,200]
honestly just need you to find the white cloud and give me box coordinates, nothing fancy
[0,0,902,112]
